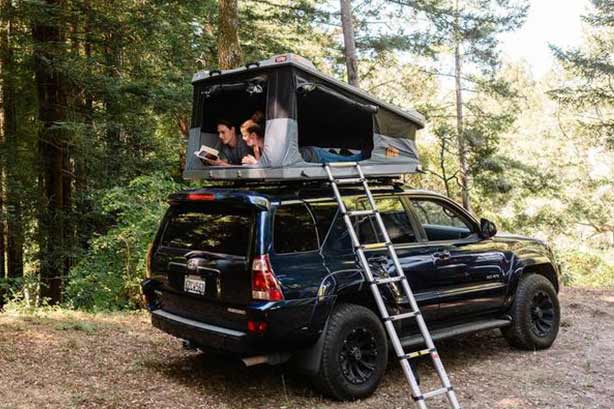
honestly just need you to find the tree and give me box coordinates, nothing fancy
[550,0,613,149]
[218,0,243,69]
[339,0,359,86]
[390,0,528,210]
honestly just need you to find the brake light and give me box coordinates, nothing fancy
[186,192,215,201]
[247,320,268,334]
[251,254,284,301]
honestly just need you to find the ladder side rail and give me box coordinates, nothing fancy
[355,165,461,409]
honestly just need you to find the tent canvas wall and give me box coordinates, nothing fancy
[184,54,425,181]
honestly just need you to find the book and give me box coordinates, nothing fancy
[195,145,220,161]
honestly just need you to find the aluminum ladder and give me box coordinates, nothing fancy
[323,162,462,409]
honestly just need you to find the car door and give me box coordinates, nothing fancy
[322,195,439,323]
[408,195,510,321]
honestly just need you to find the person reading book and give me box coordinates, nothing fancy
[241,124,265,165]
[199,119,253,166]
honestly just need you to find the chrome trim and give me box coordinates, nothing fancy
[152,309,246,338]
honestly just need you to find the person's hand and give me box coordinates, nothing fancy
[205,157,227,166]
[242,155,257,165]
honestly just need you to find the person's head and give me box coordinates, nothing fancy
[244,124,264,148]
[240,111,265,140]
[216,119,237,145]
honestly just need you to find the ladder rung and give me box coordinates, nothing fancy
[360,242,391,251]
[334,177,363,185]
[400,348,435,360]
[326,161,359,168]
[346,209,375,217]
[372,275,406,285]
[422,386,453,400]
[384,310,420,322]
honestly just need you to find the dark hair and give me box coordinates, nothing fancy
[247,124,264,138]
[251,110,265,125]
[216,118,234,129]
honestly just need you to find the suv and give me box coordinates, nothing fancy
[142,181,561,400]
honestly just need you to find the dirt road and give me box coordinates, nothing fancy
[1,287,613,409]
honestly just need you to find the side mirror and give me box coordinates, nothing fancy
[480,218,497,239]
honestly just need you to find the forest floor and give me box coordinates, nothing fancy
[1,287,613,409]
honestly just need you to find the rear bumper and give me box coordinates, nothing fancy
[151,309,251,354]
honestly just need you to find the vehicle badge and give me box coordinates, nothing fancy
[187,258,199,273]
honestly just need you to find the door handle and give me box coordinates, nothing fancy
[432,250,451,260]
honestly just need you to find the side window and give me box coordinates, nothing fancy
[274,203,319,253]
[410,199,475,241]
[363,197,417,244]
[308,201,339,243]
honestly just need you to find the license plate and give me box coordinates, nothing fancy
[184,275,206,295]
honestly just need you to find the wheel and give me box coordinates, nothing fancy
[311,303,388,400]
[502,274,560,350]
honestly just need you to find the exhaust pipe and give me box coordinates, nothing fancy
[242,352,291,367]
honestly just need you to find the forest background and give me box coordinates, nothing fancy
[0,0,611,311]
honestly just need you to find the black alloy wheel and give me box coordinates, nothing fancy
[529,290,555,337]
[311,303,388,401]
[339,327,378,385]
[502,273,560,350]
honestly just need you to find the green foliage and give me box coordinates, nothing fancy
[64,174,185,311]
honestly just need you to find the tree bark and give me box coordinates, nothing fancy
[217,0,242,70]
[339,0,359,87]
[33,0,68,304]
[454,0,470,211]
[1,0,22,279]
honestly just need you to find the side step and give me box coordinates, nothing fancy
[399,318,511,349]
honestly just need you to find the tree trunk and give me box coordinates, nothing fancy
[217,0,242,70]
[339,0,359,87]
[454,0,470,211]
[1,0,22,280]
[33,0,68,304]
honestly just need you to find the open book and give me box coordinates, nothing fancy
[194,145,220,161]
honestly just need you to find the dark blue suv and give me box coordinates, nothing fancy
[142,181,561,400]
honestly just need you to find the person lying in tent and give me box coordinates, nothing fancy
[202,119,253,166]
[240,123,364,165]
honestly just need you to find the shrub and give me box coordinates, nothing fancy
[65,173,185,311]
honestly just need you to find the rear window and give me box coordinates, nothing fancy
[160,203,253,256]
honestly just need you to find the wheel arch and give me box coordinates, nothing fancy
[521,263,560,293]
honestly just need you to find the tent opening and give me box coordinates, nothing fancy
[296,83,374,156]
[200,79,267,133]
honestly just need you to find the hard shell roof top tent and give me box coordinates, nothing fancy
[185,54,425,181]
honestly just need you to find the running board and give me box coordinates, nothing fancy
[399,319,511,349]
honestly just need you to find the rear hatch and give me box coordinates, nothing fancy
[151,192,263,330]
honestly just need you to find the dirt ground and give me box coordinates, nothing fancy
[1,287,613,409]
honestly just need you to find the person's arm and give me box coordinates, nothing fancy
[204,157,230,166]
[241,155,257,165]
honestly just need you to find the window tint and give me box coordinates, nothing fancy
[308,201,339,242]
[323,196,416,252]
[274,203,319,253]
[357,197,416,244]
[160,204,253,256]
[410,199,474,241]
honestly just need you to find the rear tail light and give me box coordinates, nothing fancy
[186,192,215,201]
[251,254,284,301]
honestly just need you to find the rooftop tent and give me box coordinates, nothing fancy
[184,54,425,181]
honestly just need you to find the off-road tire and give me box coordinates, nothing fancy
[311,303,388,400]
[502,273,560,350]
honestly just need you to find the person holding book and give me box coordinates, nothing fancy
[199,119,253,166]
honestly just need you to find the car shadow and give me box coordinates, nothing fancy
[144,328,516,405]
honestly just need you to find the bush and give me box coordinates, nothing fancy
[64,173,185,311]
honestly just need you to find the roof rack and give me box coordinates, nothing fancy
[198,176,404,189]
